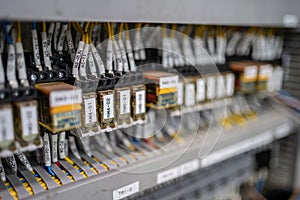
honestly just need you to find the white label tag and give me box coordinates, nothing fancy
[0,108,14,141]
[206,76,216,99]
[179,159,199,176]
[20,105,38,136]
[113,181,139,200]
[125,40,136,72]
[106,39,113,72]
[16,42,28,79]
[118,40,129,72]
[84,98,97,124]
[103,94,114,119]
[185,83,195,106]
[196,78,205,102]
[57,24,68,52]
[244,65,258,79]
[41,33,52,70]
[259,64,272,78]
[177,82,184,105]
[120,90,130,115]
[66,30,76,62]
[31,30,41,66]
[90,44,105,75]
[72,41,85,77]
[157,167,179,184]
[113,40,123,72]
[7,45,17,82]
[79,43,89,77]
[50,89,82,107]
[43,133,51,166]
[135,90,145,114]
[159,76,179,89]
[50,134,58,162]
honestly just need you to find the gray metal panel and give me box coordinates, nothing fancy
[24,109,296,200]
[0,0,299,27]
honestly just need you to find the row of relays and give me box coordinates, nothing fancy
[0,21,285,199]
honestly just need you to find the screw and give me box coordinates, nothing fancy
[58,72,64,79]
[40,73,45,80]
[30,74,38,81]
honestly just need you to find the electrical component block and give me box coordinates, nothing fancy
[36,82,82,133]
[144,71,179,109]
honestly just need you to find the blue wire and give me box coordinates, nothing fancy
[32,22,37,30]
[2,21,13,45]
[44,166,55,176]
[133,137,140,145]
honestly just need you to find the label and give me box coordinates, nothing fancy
[113,40,123,72]
[103,94,114,119]
[159,76,179,89]
[120,90,130,115]
[84,98,97,124]
[0,108,14,141]
[135,90,145,114]
[66,30,76,62]
[185,83,195,106]
[177,81,184,105]
[72,41,85,77]
[7,45,17,82]
[16,42,28,80]
[206,76,216,99]
[275,123,291,139]
[50,89,82,107]
[125,40,136,71]
[47,23,55,53]
[91,44,105,75]
[57,24,68,52]
[20,105,38,136]
[106,39,113,72]
[226,73,235,97]
[196,78,205,101]
[41,33,52,69]
[244,65,258,79]
[58,132,66,159]
[179,159,199,176]
[79,44,89,77]
[31,30,41,66]
[259,64,272,79]
[50,134,58,162]
[43,133,51,166]
[118,40,129,72]
[88,51,97,75]
[113,181,139,200]
[157,167,179,184]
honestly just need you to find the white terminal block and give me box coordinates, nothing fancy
[206,75,216,100]
[196,78,206,102]
[185,83,196,107]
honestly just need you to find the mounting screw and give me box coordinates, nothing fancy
[58,72,64,79]
[30,74,38,82]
